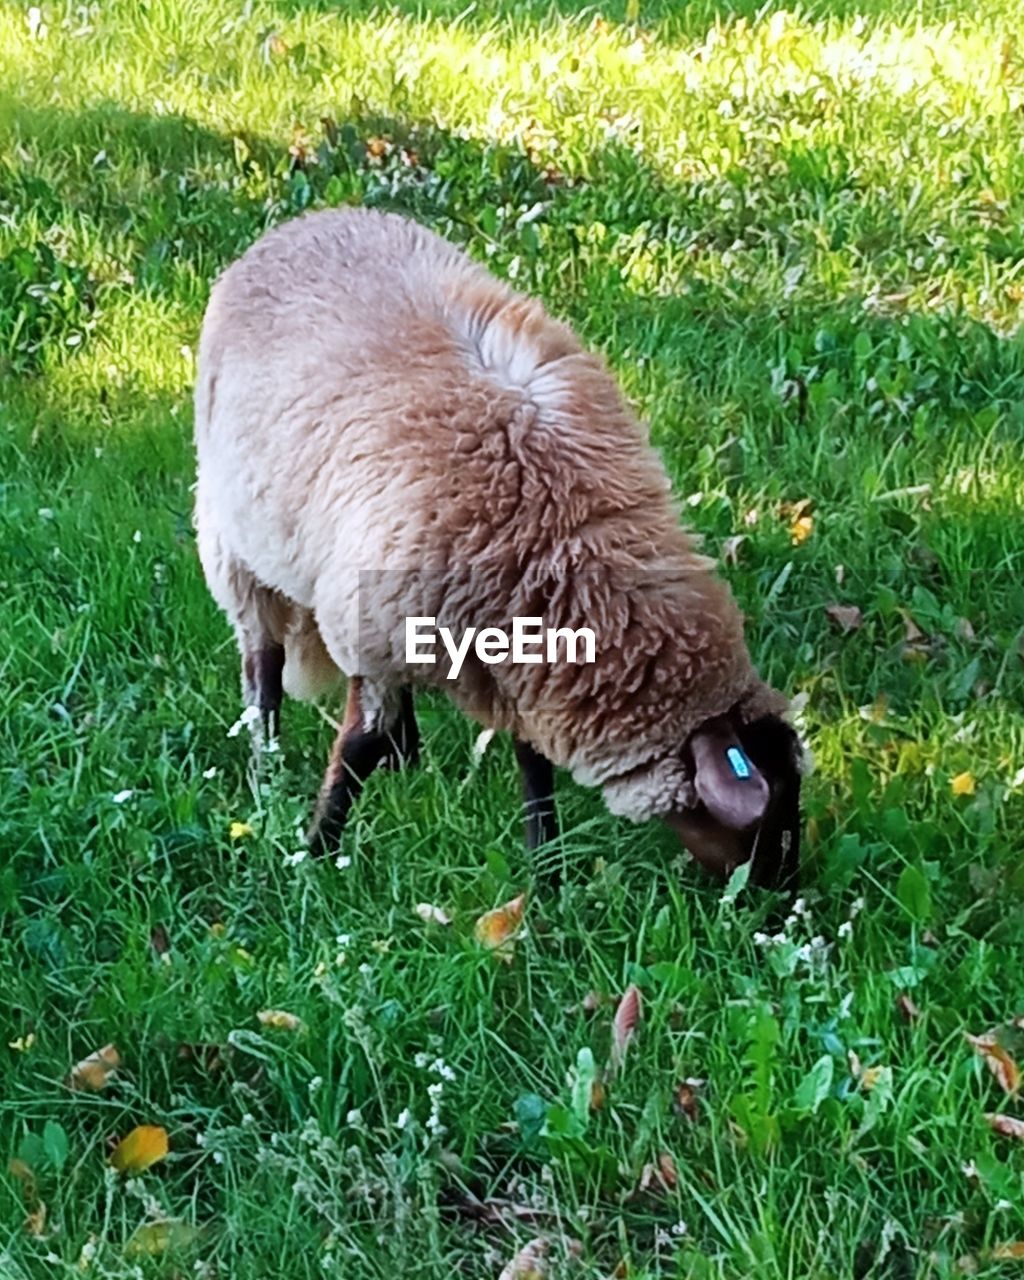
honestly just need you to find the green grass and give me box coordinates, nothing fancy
[2,0,1024,1275]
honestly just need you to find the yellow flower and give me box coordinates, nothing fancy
[9,1033,35,1052]
[229,821,253,840]
[951,771,975,797]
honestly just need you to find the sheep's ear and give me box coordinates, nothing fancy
[689,718,771,831]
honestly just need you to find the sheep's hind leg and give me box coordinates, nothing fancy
[514,739,558,854]
[308,677,403,856]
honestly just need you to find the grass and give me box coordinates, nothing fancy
[2,0,1024,1275]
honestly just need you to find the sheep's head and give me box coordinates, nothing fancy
[666,713,804,892]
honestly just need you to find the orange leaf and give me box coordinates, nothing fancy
[966,1033,1021,1096]
[68,1043,120,1091]
[474,893,526,962]
[110,1125,169,1174]
[986,1113,1024,1141]
[790,515,813,545]
[611,985,641,1071]
[990,1243,1024,1261]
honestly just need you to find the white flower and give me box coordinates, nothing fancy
[346,1108,363,1126]
[308,1075,323,1095]
[335,854,352,871]
[227,705,261,737]
[132,530,142,544]
[283,849,308,868]
[38,507,54,520]
[396,1108,411,1130]
[112,789,133,804]
[335,934,352,948]
[838,920,853,939]
[202,766,217,779]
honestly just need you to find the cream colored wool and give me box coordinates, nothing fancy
[194,207,787,821]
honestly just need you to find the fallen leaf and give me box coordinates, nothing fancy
[229,821,253,840]
[110,1125,169,1174]
[24,1201,46,1237]
[990,1243,1024,1261]
[150,924,170,956]
[896,993,921,1022]
[414,903,452,926]
[474,893,526,962]
[790,515,813,545]
[610,985,641,1071]
[721,535,746,566]
[639,1151,678,1193]
[499,1236,550,1280]
[825,604,863,633]
[860,1065,886,1091]
[8,1158,36,1194]
[257,1009,304,1032]
[986,1113,1024,1141]
[966,1033,1021,1095]
[673,1078,703,1122]
[68,1043,120,1091]
[951,772,976,797]
[125,1221,201,1257]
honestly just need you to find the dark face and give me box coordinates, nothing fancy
[666,713,803,892]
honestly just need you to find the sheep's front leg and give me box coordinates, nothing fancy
[514,739,558,851]
[383,687,420,771]
[308,678,406,856]
[242,642,285,744]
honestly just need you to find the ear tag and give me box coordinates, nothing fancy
[726,746,752,779]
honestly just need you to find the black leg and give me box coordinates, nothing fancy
[308,678,401,857]
[243,642,285,739]
[514,738,558,851]
[383,686,420,770]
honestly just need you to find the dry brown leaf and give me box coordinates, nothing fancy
[825,604,863,633]
[499,1236,550,1280]
[68,1043,120,1091]
[610,985,641,1071]
[986,1113,1024,1141]
[24,1201,46,1237]
[257,1009,304,1032]
[966,1033,1021,1095]
[673,1078,703,1122]
[8,1158,36,1197]
[150,924,170,956]
[990,1243,1024,1261]
[896,993,921,1022]
[589,1079,606,1112]
[638,1151,678,1194]
[110,1125,169,1174]
[474,893,526,962]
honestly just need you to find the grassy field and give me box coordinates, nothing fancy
[2,0,1024,1275]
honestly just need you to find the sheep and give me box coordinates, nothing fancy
[193,206,804,890]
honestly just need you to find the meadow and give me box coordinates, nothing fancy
[1,0,1023,1275]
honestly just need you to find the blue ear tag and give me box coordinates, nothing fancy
[726,746,752,779]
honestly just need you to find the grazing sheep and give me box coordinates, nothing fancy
[194,207,804,889]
